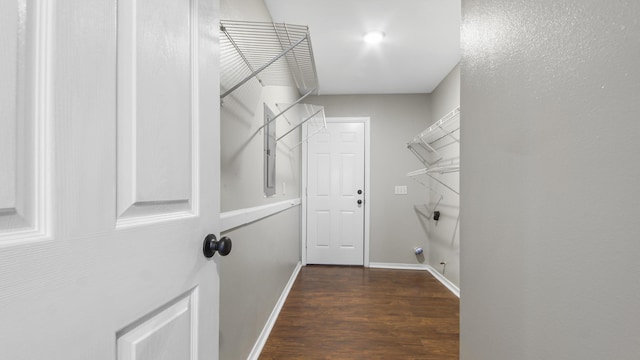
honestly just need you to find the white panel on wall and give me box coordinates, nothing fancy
[316,154,331,196]
[117,0,196,223]
[315,210,330,247]
[0,0,51,243]
[117,291,198,360]
[339,211,355,248]
[340,154,355,196]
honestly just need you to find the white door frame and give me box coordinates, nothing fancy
[301,116,371,267]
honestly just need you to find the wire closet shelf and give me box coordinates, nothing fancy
[220,19,325,143]
[407,107,460,196]
[220,20,319,99]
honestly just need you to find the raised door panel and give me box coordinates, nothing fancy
[314,210,330,248]
[0,0,52,244]
[339,211,356,248]
[315,153,331,196]
[117,291,199,360]
[340,153,355,196]
[0,0,20,211]
[117,0,196,225]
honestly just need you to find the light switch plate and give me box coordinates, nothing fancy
[394,185,408,195]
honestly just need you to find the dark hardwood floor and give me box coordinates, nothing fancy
[259,265,459,359]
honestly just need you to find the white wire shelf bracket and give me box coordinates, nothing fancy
[277,108,322,142]
[407,107,460,167]
[407,157,460,176]
[405,106,460,196]
[406,105,460,241]
[407,168,459,195]
[408,175,445,218]
[295,120,327,148]
[220,20,319,100]
[275,104,326,146]
[256,89,314,133]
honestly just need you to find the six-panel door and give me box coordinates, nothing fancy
[0,0,220,359]
[306,121,365,265]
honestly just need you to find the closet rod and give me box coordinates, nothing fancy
[276,108,323,142]
[256,88,315,133]
[220,31,308,99]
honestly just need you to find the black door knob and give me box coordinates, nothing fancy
[357,189,362,195]
[203,234,232,258]
[357,199,363,205]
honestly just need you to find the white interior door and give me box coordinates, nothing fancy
[306,120,366,265]
[0,1,221,359]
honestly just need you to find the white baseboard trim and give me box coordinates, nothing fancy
[221,198,301,233]
[369,262,431,271]
[368,262,460,298]
[425,265,460,298]
[247,261,302,360]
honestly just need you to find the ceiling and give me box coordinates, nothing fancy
[264,0,461,95]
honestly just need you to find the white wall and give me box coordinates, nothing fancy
[427,64,461,287]
[432,65,460,125]
[220,85,301,211]
[219,0,302,359]
[307,94,433,265]
[461,1,640,359]
[217,207,299,360]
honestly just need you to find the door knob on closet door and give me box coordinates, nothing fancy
[357,199,363,205]
[203,234,232,258]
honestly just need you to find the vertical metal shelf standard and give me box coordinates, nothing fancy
[220,20,324,142]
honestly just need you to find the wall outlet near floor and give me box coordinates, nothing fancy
[394,185,408,195]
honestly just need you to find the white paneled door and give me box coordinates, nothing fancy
[0,1,220,359]
[306,120,366,265]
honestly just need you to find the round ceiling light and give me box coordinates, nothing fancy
[363,31,385,44]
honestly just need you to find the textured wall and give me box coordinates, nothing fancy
[461,1,640,359]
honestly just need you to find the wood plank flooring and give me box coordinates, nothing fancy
[259,265,459,359]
